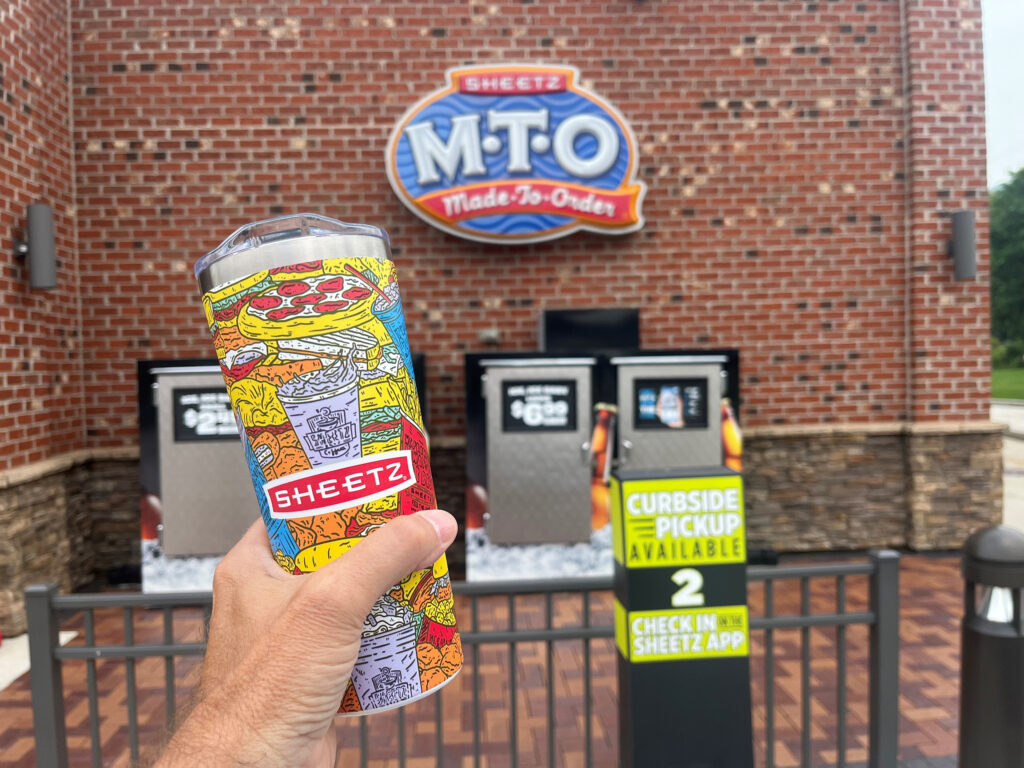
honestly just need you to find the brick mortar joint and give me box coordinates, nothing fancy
[747,421,1006,440]
[0,447,140,489]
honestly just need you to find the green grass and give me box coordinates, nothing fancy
[992,368,1024,400]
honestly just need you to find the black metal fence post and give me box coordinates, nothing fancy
[26,583,68,768]
[868,549,900,768]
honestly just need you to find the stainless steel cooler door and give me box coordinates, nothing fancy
[155,369,257,556]
[614,357,724,471]
[483,361,594,545]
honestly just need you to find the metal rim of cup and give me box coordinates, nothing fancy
[196,213,391,294]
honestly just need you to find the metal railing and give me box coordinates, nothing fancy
[26,550,899,768]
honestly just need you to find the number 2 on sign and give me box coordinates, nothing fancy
[670,568,705,607]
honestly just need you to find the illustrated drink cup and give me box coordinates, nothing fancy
[195,214,462,714]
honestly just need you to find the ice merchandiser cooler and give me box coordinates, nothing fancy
[481,357,595,545]
[612,355,725,470]
[152,366,254,555]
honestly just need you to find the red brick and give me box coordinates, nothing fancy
[0,0,85,471]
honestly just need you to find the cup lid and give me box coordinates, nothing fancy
[195,213,390,292]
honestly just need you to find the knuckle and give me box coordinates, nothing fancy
[293,579,364,633]
[211,558,239,594]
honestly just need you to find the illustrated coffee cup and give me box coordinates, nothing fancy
[349,595,423,710]
[371,283,414,377]
[277,356,362,465]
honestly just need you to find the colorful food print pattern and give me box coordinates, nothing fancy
[201,256,461,713]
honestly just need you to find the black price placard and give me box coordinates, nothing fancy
[501,379,577,432]
[172,388,239,442]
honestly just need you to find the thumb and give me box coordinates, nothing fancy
[301,509,457,631]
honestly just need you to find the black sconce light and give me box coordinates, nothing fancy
[948,209,977,281]
[14,202,57,290]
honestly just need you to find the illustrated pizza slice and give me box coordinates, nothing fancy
[238,273,379,339]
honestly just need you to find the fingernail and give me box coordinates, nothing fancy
[418,509,458,547]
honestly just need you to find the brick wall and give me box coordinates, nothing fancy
[0,0,995,629]
[905,0,990,420]
[0,0,81,470]
[67,0,990,451]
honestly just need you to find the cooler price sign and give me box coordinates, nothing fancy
[501,380,577,432]
[172,388,238,442]
[611,468,754,767]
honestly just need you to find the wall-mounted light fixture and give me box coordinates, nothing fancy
[948,209,977,281]
[14,202,57,290]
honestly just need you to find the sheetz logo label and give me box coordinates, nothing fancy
[386,64,646,244]
[264,450,416,520]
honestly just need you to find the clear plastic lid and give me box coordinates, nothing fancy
[195,213,391,293]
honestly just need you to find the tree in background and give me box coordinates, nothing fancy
[991,168,1024,350]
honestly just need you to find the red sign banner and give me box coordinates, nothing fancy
[417,180,643,227]
[455,70,568,95]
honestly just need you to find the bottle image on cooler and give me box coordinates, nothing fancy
[195,213,461,715]
[589,403,617,531]
[721,397,742,472]
[655,385,684,428]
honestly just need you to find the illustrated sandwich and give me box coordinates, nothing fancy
[275,327,383,370]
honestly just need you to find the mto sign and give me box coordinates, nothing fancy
[386,64,646,244]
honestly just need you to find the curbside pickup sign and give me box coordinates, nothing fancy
[611,467,754,767]
[386,64,646,244]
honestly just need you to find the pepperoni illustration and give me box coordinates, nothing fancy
[213,304,240,322]
[318,276,347,293]
[249,295,283,311]
[312,300,351,314]
[292,292,326,306]
[267,307,304,321]
[278,281,309,297]
[212,296,248,322]
[341,287,372,301]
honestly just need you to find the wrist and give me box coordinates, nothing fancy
[156,697,272,768]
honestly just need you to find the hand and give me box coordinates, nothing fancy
[155,509,458,768]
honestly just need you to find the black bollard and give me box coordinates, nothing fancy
[959,524,1024,767]
[611,466,753,768]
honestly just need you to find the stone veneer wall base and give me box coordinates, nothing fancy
[906,427,1004,550]
[743,431,909,552]
[0,424,1003,634]
[744,422,1004,552]
[0,451,139,636]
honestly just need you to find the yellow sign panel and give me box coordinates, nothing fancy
[616,474,746,568]
[616,602,749,662]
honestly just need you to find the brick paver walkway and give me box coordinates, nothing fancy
[0,553,964,767]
